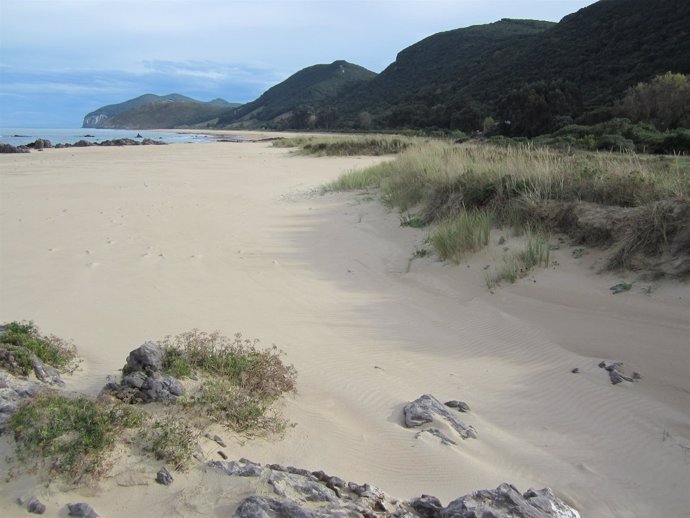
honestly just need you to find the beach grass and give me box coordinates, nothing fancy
[273,135,417,156]
[325,140,690,279]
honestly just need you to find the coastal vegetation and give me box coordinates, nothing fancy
[4,325,296,482]
[0,321,78,376]
[273,135,414,156]
[320,140,690,282]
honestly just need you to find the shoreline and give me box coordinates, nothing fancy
[1,142,689,517]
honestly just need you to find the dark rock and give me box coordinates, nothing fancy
[67,502,99,517]
[136,133,143,138]
[632,371,642,380]
[26,139,52,150]
[269,471,337,502]
[72,140,94,147]
[599,361,635,385]
[141,138,166,145]
[27,496,46,514]
[218,450,228,460]
[571,368,579,374]
[441,483,579,518]
[32,356,64,385]
[233,495,317,518]
[209,459,263,477]
[444,400,470,413]
[124,341,164,374]
[286,466,312,477]
[410,494,443,518]
[404,394,477,439]
[0,143,30,153]
[205,432,227,447]
[156,466,173,485]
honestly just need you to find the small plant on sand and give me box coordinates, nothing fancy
[8,392,143,482]
[430,210,492,263]
[142,414,198,470]
[486,232,551,287]
[0,321,78,376]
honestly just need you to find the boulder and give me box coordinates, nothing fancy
[441,483,579,518]
[404,394,477,439]
[156,466,174,486]
[27,496,46,514]
[101,342,184,403]
[67,502,99,517]
[444,400,470,412]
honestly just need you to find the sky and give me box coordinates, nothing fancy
[0,0,598,128]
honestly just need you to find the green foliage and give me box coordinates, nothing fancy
[617,72,690,130]
[160,330,296,402]
[8,393,143,482]
[0,321,78,375]
[185,378,287,435]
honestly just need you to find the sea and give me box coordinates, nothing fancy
[0,128,239,147]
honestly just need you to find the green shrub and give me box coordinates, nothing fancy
[8,393,143,482]
[0,321,78,375]
[143,415,197,470]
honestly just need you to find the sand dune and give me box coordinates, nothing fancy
[1,140,689,517]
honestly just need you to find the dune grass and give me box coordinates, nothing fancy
[273,135,416,156]
[326,141,689,280]
[430,210,492,263]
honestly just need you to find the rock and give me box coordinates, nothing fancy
[403,394,477,439]
[156,466,174,485]
[0,372,41,431]
[205,432,227,447]
[218,450,228,460]
[124,341,164,374]
[409,494,443,517]
[67,502,99,517]
[102,342,185,403]
[444,400,470,413]
[415,428,457,445]
[0,143,30,153]
[571,368,579,374]
[32,356,64,385]
[225,460,580,518]
[632,371,642,380]
[26,139,52,150]
[441,483,580,518]
[209,459,264,477]
[136,133,143,138]
[233,495,318,518]
[27,496,46,514]
[269,471,337,503]
[599,361,635,385]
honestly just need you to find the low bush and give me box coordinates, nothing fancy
[0,321,78,376]
[8,393,143,482]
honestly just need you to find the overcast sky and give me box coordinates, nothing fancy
[0,0,598,128]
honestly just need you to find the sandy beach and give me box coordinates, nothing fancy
[1,139,689,517]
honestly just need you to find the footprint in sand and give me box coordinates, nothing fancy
[85,262,100,268]
[48,248,59,252]
[189,254,204,259]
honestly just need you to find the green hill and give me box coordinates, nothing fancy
[338,0,690,134]
[83,94,237,129]
[215,60,376,128]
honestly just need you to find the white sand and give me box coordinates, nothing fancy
[1,139,689,517]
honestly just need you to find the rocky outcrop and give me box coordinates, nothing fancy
[598,361,641,385]
[209,458,580,518]
[0,143,30,153]
[101,341,184,403]
[403,394,477,440]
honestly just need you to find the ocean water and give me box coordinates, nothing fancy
[0,128,235,146]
